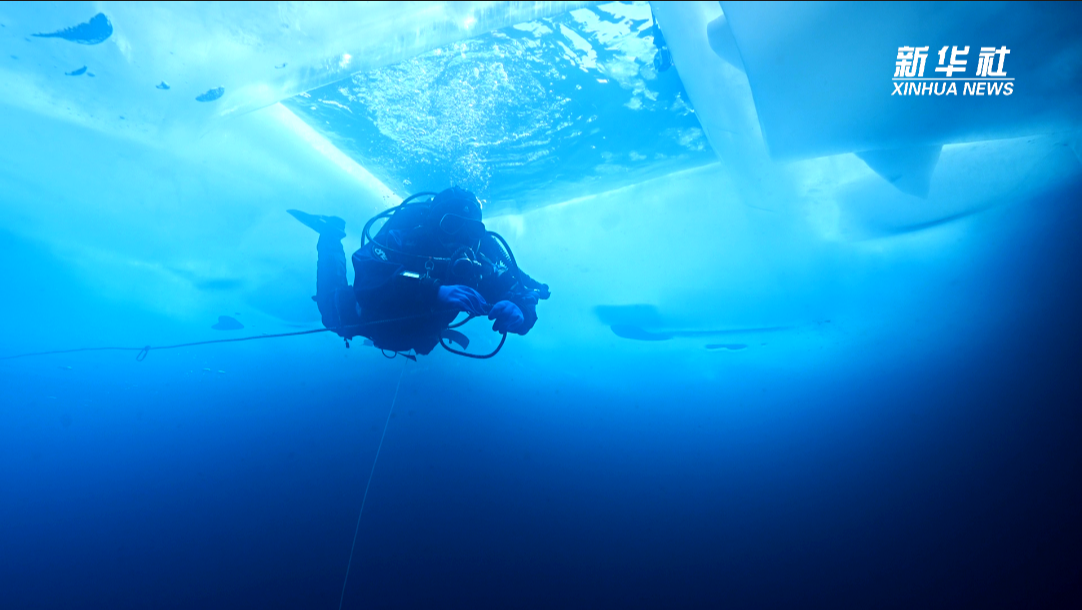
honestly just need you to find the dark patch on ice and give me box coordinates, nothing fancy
[65,66,87,76]
[600,305,790,342]
[705,343,747,351]
[609,323,791,342]
[169,268,243,291]
[211,315,244,331]
[196,87,225,102]
[156,81,170,90]
[611,324,673,341]
[33,13,113,45]
[885,207,988,237]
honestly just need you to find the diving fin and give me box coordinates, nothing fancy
[287,209,346,239]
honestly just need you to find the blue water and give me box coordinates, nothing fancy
[3,3,1082,609]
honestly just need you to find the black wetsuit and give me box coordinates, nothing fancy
[314,204,542,355]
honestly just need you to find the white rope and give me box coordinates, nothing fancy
[338,362,407,610]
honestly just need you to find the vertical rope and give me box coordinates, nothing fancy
[338,362,408,610]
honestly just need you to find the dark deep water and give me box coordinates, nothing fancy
[2,178,1081,609]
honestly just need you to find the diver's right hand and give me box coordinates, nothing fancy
[437,285,488,316]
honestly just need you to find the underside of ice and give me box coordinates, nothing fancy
[0,1,1080,360]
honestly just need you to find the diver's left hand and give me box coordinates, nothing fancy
[488,300,526,334]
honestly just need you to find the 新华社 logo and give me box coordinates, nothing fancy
[893,46,1013,96]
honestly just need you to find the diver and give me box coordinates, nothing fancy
[288,186,549,358]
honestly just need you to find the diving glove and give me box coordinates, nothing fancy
[437,285,488,317]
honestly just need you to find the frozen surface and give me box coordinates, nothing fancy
[285,2,715,213]
[719,1,1082,158]
[0,0,1077,350]
[0,1,588,142]
[653,1,1082,233]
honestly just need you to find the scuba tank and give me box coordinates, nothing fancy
[362,191,549,300]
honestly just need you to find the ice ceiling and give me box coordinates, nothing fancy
[0,1,1080,346]
[283,2,714,213]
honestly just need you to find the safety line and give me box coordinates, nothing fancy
[338,361,407,610]
[0,314,439,362]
